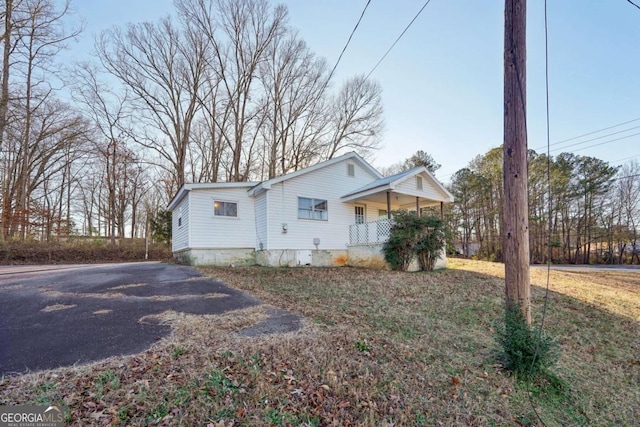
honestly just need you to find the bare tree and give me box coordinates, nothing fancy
[323,75,384,160]
[96,13,207,190]
[0,0,80,239]
[258,32,328,178]
[71,62,135,242]
[618,161,640,263]
[177,0,288,181]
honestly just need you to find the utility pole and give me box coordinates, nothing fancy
[503,0,531,325]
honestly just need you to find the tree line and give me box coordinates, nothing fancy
[0,0,384,242]
[446,147,640,265]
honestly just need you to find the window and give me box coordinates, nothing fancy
[178,206,183,226]
[416,176,423,190]
[213,200,238,217]
[355,205,365,224]
[298,197,328,220]
[347,163,355,177]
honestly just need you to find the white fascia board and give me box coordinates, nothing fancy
[341,184,393,202]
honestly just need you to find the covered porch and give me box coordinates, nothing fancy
[345,191,446,246]
[341,166,453,270]
[341,166,453,246]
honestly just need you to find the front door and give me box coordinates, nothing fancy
[354,205,366,244]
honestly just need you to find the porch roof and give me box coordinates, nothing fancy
[340,166,454,205]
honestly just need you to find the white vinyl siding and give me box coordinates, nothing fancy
[396,173,449,201]
[266,159,380,250]
[255,192,268,250]
[172,196,189,252]
[189,188,255,249]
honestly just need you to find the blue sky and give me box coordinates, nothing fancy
[66,0,640,182]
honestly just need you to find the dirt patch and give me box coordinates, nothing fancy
[237,308,302,337]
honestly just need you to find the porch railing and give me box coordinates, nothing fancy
[349,218,393,245]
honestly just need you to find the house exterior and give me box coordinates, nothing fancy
[167,152,454,268]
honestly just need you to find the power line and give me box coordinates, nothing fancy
[321,0,373,93]
[533,122,640,151]
[534,117,640,150]
[528,0,551,424]
[613,172,640,181]
[610,153,640,164]
[627,0,640,11]
[365,0,433,80]
[549,130,640,155]
[434,120,640,182]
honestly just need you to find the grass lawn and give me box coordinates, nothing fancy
[1,259,638,426]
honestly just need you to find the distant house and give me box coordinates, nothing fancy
[167,152,454,268]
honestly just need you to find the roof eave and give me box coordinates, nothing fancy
[341,184,393,202]
[167,185,189,211]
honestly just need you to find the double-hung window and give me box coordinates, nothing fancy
[298,197,327,220]
[213,200,238,217]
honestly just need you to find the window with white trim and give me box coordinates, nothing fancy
[298,197,328,220]
[416,176,423,190]
[213,200,238,217]
[178,206,182,226]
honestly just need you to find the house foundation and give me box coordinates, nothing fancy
[174,246,446,270]
[174,248,256,266]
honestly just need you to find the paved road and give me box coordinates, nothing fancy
[0,262,298,376]
[531,264,640,273]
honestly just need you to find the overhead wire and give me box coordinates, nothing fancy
[435,125,640,183]
[610,153,640,164]
[319,0,373,95]
[627,0,640,11]
[527,1,551,425]
[532,122,640,152]
[365,0,433,80]
[531,116,640,151]
[548,130,640,154]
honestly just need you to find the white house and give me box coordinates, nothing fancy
[167,152,454,268]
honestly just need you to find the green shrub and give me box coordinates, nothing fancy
[493,301,559,380]
[382,211,418,271]
[382,210,445,271]
[414,215,446,271]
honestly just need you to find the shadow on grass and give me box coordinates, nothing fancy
[202,263,639,426]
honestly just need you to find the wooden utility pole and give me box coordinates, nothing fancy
[503,0,531,325]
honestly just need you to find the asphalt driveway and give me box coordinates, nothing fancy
[0,262,297,376]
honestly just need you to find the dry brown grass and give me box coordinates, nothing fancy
[40,304,77,313]
[1,260,638,426]
[41,290,227,302]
